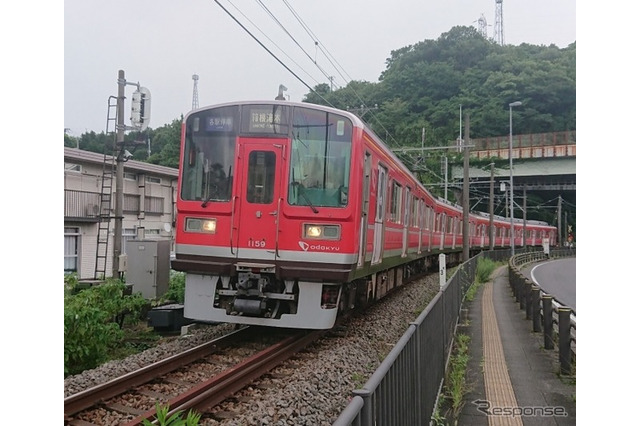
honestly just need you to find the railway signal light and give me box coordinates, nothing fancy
[130,86,151,131]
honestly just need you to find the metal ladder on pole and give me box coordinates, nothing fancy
[94,96,118,279]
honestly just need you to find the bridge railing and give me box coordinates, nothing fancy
[472,131,576,151]
[467,131,576,160]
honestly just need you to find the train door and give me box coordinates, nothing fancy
[402,187,410,257]
[372,165,387,265]
[417,201,423,254]
[427,207,433,252]
[357,152,372,268]
[439,213,446,250]
[233,140,285,261]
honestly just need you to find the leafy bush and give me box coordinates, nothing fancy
[160,271,186,304]
[475,257,498,284]
[64,278,148,376]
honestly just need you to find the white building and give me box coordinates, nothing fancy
[64,147,178,280]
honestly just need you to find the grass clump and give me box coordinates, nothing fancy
[142,403,201,426]
[475,257,498,283]
[434,332,472,423]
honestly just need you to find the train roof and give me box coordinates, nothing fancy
[187,100,424,193]
[187,100,367,129]
[186,101,553,229]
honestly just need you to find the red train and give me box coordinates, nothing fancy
[172,101,556,329]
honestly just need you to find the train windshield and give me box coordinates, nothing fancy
[180,106,238,203]
[288,107,352,208]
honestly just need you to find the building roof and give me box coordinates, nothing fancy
[64,147,178,178]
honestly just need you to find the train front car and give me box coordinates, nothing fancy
[173,102,360,329]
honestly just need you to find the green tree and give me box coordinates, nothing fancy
[147,118,182,168]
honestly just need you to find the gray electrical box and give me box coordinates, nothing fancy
[125,239,171,299]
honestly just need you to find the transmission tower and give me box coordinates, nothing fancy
[475,14,488,38]
[494,0,504,46]
[192,74,199,110]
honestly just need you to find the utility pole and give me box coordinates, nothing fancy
[442,156,448,201]
[111,69,151,279]
[523,186,527,251]
[557,195,563,246]
[462,113,470,261]
[489,162,495,250]
[112,70,126,279]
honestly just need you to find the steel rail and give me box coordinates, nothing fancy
[123,330,323,425]
[64,327,251,419]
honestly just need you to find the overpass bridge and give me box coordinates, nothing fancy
[393,131,576,243]
[453,131,576,243]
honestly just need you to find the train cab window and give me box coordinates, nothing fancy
[181,105,238,203]
[288,107,352,208]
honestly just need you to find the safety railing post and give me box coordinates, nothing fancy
[352,389,373,426]
[531,286,541,332]
[558,307,572,375]
[525,281,532,319]
[542,295,554,350]
[518,274,526,310]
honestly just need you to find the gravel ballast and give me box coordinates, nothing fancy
[64,273,441,425]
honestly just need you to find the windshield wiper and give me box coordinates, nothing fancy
[201,186,220,208]
[295,184,318,214]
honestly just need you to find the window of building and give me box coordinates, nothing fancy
[65,163,81,173]
[124,172,137,181]
[64,227,80,274]
[145,196,164,214]
[145,176,162,184]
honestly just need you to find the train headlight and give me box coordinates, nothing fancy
[185,217,217,234]
[303,224,340,240]
[306,225,322,238]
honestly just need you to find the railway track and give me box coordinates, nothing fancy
[64,327,322,425]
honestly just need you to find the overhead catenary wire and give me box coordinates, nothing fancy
[255,0,334,84]
[213,0,334,106]
[214,0,405,149]
[226,0,325,89]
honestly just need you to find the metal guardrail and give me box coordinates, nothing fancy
[508,249,576,375]
[333,256,482,426]
[333,248,575,425]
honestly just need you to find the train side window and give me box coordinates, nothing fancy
[412,197,419,227]
[389,181,402,223]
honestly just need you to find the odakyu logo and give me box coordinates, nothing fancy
[298,241,340,252]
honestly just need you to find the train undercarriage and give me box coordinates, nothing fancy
[183,253,454,330]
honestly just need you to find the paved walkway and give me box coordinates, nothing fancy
[457,266,576,425]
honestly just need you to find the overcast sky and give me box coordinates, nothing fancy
[63,0,577,136]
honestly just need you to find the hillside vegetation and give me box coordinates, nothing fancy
[65,25,575,179]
